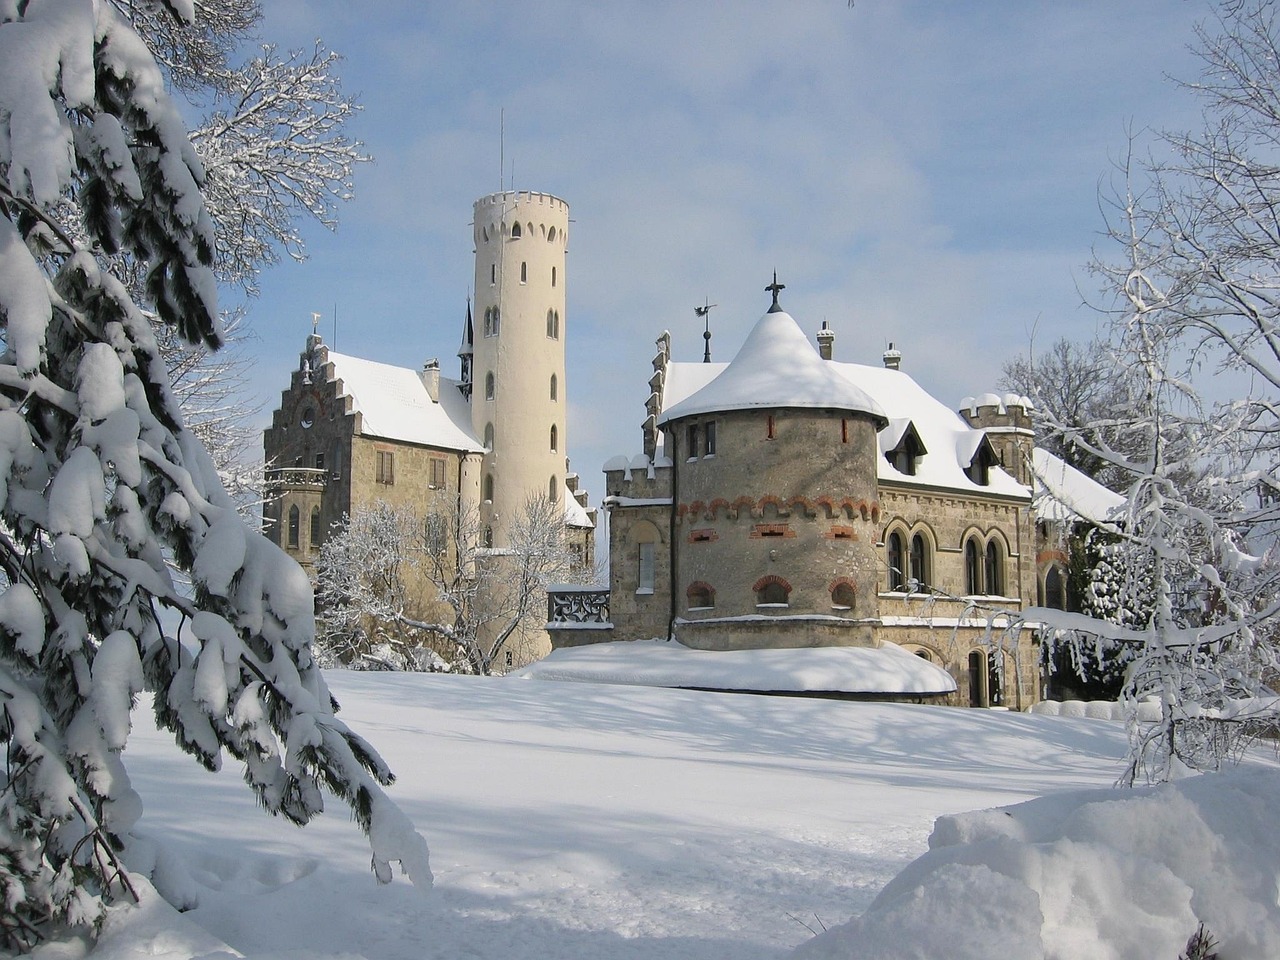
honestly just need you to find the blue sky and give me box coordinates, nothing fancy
[236,0,1209,510]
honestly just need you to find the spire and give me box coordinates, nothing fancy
[765,271,785,313]
[459,296,474,356]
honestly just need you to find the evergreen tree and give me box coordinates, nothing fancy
[0,2,425,948]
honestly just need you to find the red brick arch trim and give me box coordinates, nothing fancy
[707,497,732,519]
[751,574,792,594]
[828,576,857,593]
[686,581,716,601]
[787,495,816,518]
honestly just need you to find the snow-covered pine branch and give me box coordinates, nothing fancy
[0,2,423,949]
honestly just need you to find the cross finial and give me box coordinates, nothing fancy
[694,297,717,363]
[765,271,785,312]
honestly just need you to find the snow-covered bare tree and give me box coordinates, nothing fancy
[1000,337,1134,492]
[1022,160,1280,783]
[0,2,423,949]
[316,494,578,675]
[1107,0,1280,534]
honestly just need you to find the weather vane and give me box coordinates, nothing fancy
[694,298,717,363]
[311,311,322,336]
[766,271,785,310]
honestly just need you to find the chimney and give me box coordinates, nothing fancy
[816,321,835,361]
[423,358,440,402]
[882,342,902,370]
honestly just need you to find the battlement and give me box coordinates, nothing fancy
[603,454,673,504]
[474,190,569,215]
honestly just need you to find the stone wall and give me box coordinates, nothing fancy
[668,406,883,648]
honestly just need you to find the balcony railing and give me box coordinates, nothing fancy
[264,466,329,489]
[547,586,611,626]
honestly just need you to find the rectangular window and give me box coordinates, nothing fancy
[637,542,655,594]
[685,424,699,461]
[314,452,325,470]
[704,421,717,457]
[376,450,395,485]
[429,457,446,489]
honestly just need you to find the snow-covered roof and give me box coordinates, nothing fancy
[1031,447,1125,525]
[563,483,594,528]
[658,352,1028,498]
[323,350,484,452]
[516,637,957,695]
[657,308,888,427]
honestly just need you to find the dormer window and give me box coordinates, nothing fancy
[964,436,999,487]
[883,421,927,476]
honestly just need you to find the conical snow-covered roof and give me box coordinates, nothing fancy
[658,305,887,427]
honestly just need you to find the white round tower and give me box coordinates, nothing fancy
[471,191,569,545]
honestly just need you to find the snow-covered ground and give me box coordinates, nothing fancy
[43,669,1280,960]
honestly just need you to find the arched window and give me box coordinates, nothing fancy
[548,226,557,243]
[887,531,906,591]
[549,476,558,501]
[547,309,555,338]
[550,374,557,401]
[511,221,522,239]
[964,538,982,595]
[831,580,856,610]
[483,473,494,502]
[309,507,322,549]
[1044,565,1067,610]
[909,533,928,591]
[484,422,495,449]
[756,579,790,606]
[485,372,495,401]
[687,582,715,610]
[551,265,557,286]
[968,650,986,707]
[287,505,300,548]
[520,261,527,283]
[550,424,558,452]
[985,540,1003,596]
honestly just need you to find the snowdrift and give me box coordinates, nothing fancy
[794,768,1280,960]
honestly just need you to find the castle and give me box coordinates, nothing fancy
[262,189,1118,701]
[263,191,595,668]
[547,279,1119,708]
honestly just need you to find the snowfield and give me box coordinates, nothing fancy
[45,671,1280,960]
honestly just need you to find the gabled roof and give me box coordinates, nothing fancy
[323,349,484,453]
[1031,447,1125,525]
[657,308,888,427]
